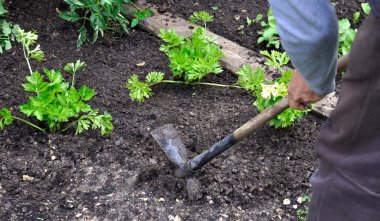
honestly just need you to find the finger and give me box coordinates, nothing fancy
[303,103,312,109]
[288,98,307,110]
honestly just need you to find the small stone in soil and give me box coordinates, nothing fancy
[283,198,291,205]
[22,175,34,181]
[297,196,303,204]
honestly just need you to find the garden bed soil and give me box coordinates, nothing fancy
[0,0,361,220]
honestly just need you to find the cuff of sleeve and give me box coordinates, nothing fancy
[307,60,337,96]
[309,77,336,96]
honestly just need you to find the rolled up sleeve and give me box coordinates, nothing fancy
[268,0,339,96]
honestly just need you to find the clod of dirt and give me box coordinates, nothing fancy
[186,177,202,201]
[125,173,139,191]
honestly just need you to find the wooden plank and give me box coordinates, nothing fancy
[132,0,340,117]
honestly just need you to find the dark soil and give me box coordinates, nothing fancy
[0,0,361,220]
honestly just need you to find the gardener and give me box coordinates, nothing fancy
[267,0,380,220]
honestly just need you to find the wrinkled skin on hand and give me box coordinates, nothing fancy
[287,70,325,110]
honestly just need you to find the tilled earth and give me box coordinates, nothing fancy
[0,0,361,220]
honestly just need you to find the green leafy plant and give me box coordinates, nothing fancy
[159,11,223,82]
[247,14,263,27]
[0,28,113,135]
[59,0,153,47]
[353,11,360,24]
[236,64,264,92]
[338,18,356,56]
[237,50,309,128]
[0,0,6,17]
[127,12,229,102]
[361,2,371,15]
[189,11,214,28]
[126,71,164,102]
[0,0,20,53]
[339,3,373,56]
[0,19,18,53]
[260,50,290,70]
[237,15,262,35]
[257,8,280,49]
[126,71,242,102]
[237,65,308,128]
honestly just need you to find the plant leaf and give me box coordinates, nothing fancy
[79,85,95,101]
[59,11,82,22]
[76,26,88,48]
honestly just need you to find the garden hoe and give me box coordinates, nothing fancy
[151,55,349,181]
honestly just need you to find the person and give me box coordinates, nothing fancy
[267,0,380,220]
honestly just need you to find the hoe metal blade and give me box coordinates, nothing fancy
[151,124,188,167]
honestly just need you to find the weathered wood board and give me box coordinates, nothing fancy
[132,0,341,117]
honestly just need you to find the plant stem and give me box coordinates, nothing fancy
[130,2,140,10]
[62,120,78,132]
[71,70,76,89]
[11,116,45,133]
[151,80,244,89]
[22,45,33,75]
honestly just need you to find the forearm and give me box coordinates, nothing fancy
[268,0,339,95]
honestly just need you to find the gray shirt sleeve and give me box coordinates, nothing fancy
[268,0,339,96]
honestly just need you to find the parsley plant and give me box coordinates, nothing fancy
[338,18,356,56]
[237,51,309,128]
[0,28,113,135]
[159,11,223,82]
[59,0,153,47]
[257,8,280,49]
[260,50,289,70]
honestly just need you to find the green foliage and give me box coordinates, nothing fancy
[0,20,19,53]
[64,60,86,75]
[246,14,262,27]
[59,0,153,47]
[15,28,45,61]
[64,60,86,88]
[236,53,309,128]
[189,11,214,27]
[76,109,113,135]
[353,11,360,24]
[0,0,20,54]
[126,71,164,102]
[361,2,371,15]
[18,65,113,134]
[0,108,13,130]
[159,27,223,82]
[0,0,7,17]
[238,14,262,34]
[236,64,264,92]
[1,27,113,135]
[257,8,280,49]
[338,18,356,56]
[260,50,289,70]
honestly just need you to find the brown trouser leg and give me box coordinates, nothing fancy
[307,13,380,221]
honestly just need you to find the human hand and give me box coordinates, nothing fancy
[287,70,325,110]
